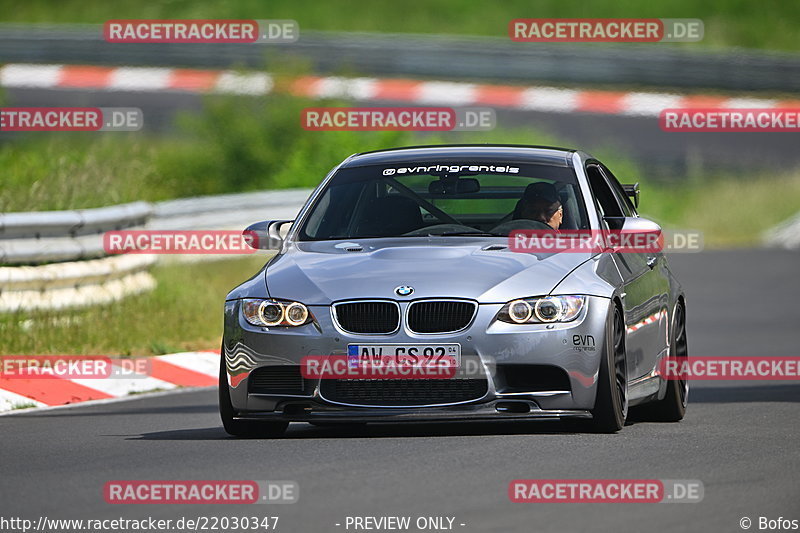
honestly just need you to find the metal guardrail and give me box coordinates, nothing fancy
[0,190,310,312]
[0,191,311,264]
[0,201,151,263]
[1,24,799,92]
[0,201,151,239]
[153,189,311,222]
[0,189,311,311]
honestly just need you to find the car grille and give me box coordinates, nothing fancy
[407,300,476,333]
[334,301,399,334]
[248,366,308,395]
[321,378,488,406]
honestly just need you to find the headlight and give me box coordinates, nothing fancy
[241,299,313,327]
[497,295,585,324]
[284,302,309,326]
[507,299,533,323]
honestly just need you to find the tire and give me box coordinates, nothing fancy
[590,304,628,433]
[640,302,688,422]
[219,352,289,438]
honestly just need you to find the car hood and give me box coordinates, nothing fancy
[264,238,593,304]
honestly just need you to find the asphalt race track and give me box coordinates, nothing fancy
[1,249,798,533]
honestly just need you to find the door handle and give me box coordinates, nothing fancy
[646,256,658,269]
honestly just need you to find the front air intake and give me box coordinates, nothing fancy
[248,366,307,395]
[322,378,489,406]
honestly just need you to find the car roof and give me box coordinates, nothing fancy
[341,144,575,168]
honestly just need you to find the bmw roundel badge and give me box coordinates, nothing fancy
[395,285,414,296]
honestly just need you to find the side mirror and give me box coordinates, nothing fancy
[243,220,293,250]
[598,216,662,253]
[622,183,640,208]
[621,216,660,233]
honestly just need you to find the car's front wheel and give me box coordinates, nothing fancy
[590,304,628,433]
[219,352,289,438]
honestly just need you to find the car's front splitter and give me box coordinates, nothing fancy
[233,398,591,423]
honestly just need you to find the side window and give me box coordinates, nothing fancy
[600,165,636,217]
[586,164,624,229]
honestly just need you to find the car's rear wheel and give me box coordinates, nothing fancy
[641,302,688,421]
[590,304,628,433]
[219,352,289,438]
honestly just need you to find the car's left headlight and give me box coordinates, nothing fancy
[241,299,313,327]
[496,295,586,324]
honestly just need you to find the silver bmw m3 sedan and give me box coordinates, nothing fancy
[220,145,688,436]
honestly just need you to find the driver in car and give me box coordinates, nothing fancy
[514,182,563,230]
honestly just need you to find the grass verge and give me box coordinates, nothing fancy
[0,0,798,51]
[639,173,800,247]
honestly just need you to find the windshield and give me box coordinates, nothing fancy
[298,162,590,240]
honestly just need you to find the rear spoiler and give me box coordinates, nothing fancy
[622,183,640,208]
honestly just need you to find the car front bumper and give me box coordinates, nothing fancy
[222,295,612,420]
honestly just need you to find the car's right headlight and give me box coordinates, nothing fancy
[496,295,586,324]
[241,299,313,327]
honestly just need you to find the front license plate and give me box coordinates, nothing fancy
[347,344,461,369]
